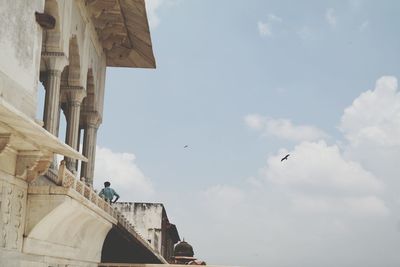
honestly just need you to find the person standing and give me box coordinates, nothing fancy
[99,181,120,203]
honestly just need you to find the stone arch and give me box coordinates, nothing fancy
[42,0,62,52]
[101,226,163,264]
[68,36,81,86]
[24,196,113,263]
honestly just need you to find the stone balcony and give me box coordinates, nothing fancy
[25,161,166,265]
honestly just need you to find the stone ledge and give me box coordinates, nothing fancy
[0,97,87,161]
[28,185,117,224]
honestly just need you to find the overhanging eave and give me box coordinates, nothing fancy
[87,0,156,68]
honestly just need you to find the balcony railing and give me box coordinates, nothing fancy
[43,160,153,254]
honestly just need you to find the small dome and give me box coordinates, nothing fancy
[174,240,194,257]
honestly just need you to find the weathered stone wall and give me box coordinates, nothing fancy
[0,0,158,266]
[0,171,28,252]
[0,1,109,266]
[0,0,44,118]
[116,203,164,254]
[0,0,107,120]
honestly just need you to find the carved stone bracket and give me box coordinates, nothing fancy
[0,133,11,154]
[15,151,53,183]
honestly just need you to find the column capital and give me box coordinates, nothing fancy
[61,86,87,104]
[42,52,68,72]
[81,111,102,128]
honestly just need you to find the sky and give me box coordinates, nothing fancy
[88,1,400,267]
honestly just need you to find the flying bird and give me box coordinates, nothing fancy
[281,154,290,162]
[184,145,189,148]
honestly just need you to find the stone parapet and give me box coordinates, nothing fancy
[26,160,166,264]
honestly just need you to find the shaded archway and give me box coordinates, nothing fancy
[101,225,164,264]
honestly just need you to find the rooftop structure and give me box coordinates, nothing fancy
[0,1,242,266]
[115,202,181,262]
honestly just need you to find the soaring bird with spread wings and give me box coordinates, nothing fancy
[281,154,290,162]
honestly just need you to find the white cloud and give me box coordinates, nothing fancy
[202,185,245,219]
[185,77,400,266]
[262,141,383,194]
[244,114,329,142]
[325,8,337,28]
[145,0,162,29]
[204,184,244,206]
[340,76,400,147]
[339,76,400,201]
[93,146,154,201]
[258,21,271,37]
[244,113,264,130]
[258,13,282,37]
[292,194,389,216]
[145,0,180,29]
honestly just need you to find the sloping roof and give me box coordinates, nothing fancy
[87,0,156,68]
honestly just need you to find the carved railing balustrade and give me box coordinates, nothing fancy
[42,160,148,244]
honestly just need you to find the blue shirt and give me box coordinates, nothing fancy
[99,187,119,201]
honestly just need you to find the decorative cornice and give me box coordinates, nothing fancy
[60,85,85,91]
[41,51,65,58]
[41,52,68,72]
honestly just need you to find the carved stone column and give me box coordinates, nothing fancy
[41,52,67,136]
[80,111,101,186]
[62,87,86,171]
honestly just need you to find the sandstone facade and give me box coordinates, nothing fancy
[0,1,161,266]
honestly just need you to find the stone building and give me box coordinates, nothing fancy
[0,0,164,266]
[0,1,242,266]
[115,202,181,262]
